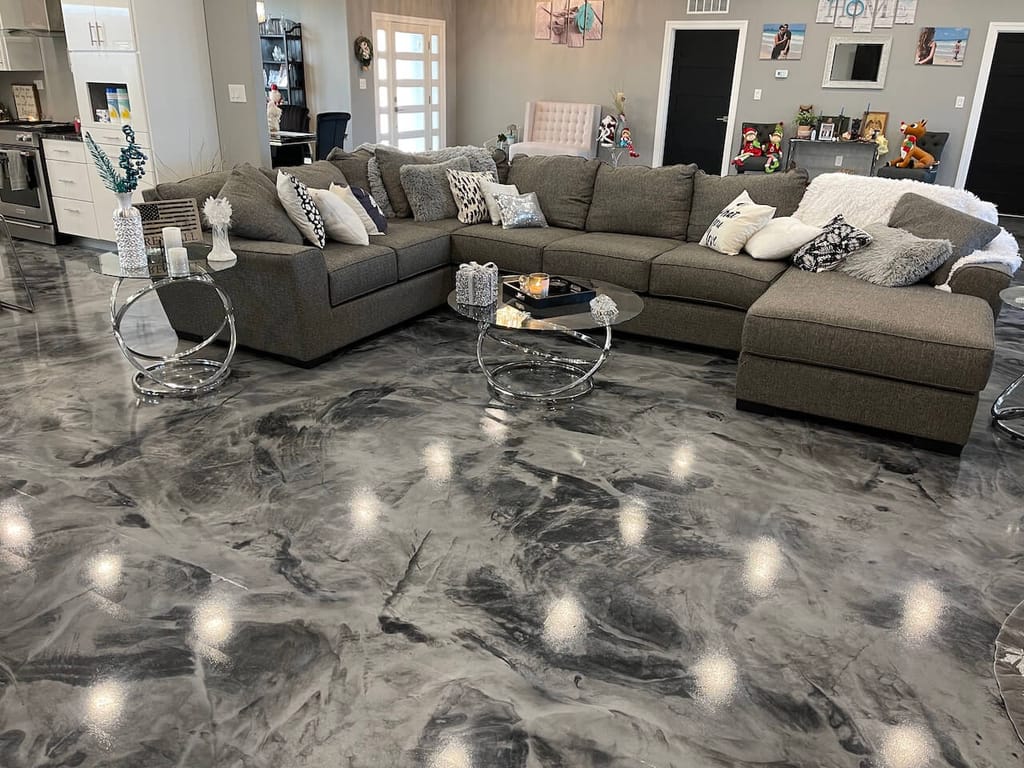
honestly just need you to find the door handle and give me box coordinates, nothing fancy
[715,116,729,123]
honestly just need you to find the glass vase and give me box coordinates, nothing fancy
[208,224,237,263]
[112,192,146,269]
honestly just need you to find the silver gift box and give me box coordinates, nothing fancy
[455,261,499,306]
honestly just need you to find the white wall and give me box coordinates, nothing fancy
[456,0,1024,185]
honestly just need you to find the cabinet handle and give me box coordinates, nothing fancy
[96,22,104,46]
[57,179,76,184]
[64,208,81,214]
[88,21,97,46]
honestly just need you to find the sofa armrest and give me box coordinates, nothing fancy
[947,264,1012,317]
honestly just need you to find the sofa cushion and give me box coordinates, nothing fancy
[743,268,995,392]
[451,224,578,275]
[323,242,398,307]
[262,160,347,190]
[375,146,434,218]
[150,170,231,224]
[839,224,952,287]
[543,232,679,293]
[218,164,302,245]
[650,244,789,310]
[373,219,450,280]
[586,163,698,239]
[326,147,373,191]
[508,155,601,230]
[688,168,809,242]
[888,192,1003,285]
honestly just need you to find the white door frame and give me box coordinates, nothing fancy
[652,20,747,174]
[371,12,447,149]
[956,21,1024,188]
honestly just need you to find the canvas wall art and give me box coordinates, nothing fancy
[760,23,805,60]
[916,26,969,65]
[535,2,604,47]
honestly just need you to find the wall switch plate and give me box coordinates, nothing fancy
[228,84,246,103]
[955,95,966,109]
[775,69,788,78]
[834,155,844,167]
[33,79,44,91]
[753,88,762,101]
[359,78,367,90]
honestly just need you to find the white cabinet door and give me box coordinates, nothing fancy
[0,0,28,29]
[62,1,99,50]
[0,34,43,71]
[93,0,134,51]
[53,197,98,238]
[70,51,148,132]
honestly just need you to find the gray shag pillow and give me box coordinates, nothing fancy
[840,225,953,287]
[400,156,471,222]
[366,156,396,218]
[218,163,302,244]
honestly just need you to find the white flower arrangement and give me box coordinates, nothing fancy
[203,196,233,230]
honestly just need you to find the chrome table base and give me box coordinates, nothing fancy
[110,267,236,397]
[992,372,1024,440]
[475,321,612,402]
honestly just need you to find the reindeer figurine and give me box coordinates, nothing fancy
[886,120,937,169]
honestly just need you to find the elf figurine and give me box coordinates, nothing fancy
[732,126,762,169]
[619,126,639,158]
[763,124,783,173]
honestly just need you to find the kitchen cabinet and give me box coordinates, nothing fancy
[0,0,63,31]
[0,32,43,70]
[63,0,134,51]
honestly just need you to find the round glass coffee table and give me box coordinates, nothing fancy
[994,286,1024,439]
[448,276,643,402]
[85,249,237,398]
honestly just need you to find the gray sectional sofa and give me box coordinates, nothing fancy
[146,155,1013,451]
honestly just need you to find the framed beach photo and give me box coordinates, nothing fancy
[761,23,806,60]
[916,27,969,66]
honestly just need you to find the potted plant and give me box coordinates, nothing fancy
[85,125,148,268]
[794,105,817,139]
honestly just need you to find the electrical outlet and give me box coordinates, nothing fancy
[33,79,44,91]
[227,84,246,103]
[359,78,367,90]
[775,69,788,79]
[834,155,844,167]
[955,95,966,109]
[753,88,762,101]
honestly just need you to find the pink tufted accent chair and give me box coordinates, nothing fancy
[508,101,602,160]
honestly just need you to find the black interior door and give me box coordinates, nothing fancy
[965,33,1024,214]
[662,29,740,173]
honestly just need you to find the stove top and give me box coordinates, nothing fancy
[0,121,76,133]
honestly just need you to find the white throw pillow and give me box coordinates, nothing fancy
[309,187,369,246]
[744,217,823,260]
[480,179,519,225]
[447,168,497,224]
[329,183,383,236]
[277,171,326,248]
[699,190,776,255]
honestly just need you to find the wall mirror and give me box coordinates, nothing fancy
[822,36,892,89]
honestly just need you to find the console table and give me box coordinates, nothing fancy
[786,138,878,180]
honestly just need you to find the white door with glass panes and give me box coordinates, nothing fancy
[372,14,445,151]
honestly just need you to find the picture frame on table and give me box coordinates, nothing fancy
[817,121,835,141]
[862,111,888,139]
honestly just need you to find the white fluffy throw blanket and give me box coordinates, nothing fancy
[792,173,1021,289]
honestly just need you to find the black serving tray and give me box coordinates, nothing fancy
[502,277,596,317]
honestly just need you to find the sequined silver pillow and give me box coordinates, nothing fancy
[494,191,548,230]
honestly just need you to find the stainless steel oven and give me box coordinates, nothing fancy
[0,123,74,245]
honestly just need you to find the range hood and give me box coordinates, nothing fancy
[0,0,64,33]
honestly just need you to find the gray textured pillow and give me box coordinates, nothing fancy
[586,163,698,239]
[262,160,347,190]
[400,156,471,222]
[688,168,809,242]
[888,192,1003,285]
[507,155,601,230]
[218,164,302,244]
[841,225,953,287]
[152,171,230,227]
[326,147,372,191]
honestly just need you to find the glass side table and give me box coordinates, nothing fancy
[993,286,1024,439]
[84,248,237,398]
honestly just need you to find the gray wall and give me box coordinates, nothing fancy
[204,0,270,169]
[264,0,353,137]
[456,0,1024,185]
[345,0,456,147]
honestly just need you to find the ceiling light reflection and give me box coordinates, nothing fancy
[88,553,122,590]
[480,408,509,445]
[743,537,782,597]
[424,440,453,484]
[543,595,586,651]
[431,739,473,768]
[618,498,648,547]
[671,444,695,480]
[0,499,33,558]
[85,680,126,730]
[879,723,936,768]
[900,581,944,643]
[693,651,738,707]
[350,487,381,534]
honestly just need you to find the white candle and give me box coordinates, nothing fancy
[167,246,190,278]
[162,226,183,250]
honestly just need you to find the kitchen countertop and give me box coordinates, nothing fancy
[40,131,83,142]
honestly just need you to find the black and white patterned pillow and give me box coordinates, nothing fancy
[277,170,326,248]
[447,168,497,224]
[792,214,872,272]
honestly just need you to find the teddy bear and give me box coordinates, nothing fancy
[886,120,937,169]
[732,126,762,169]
